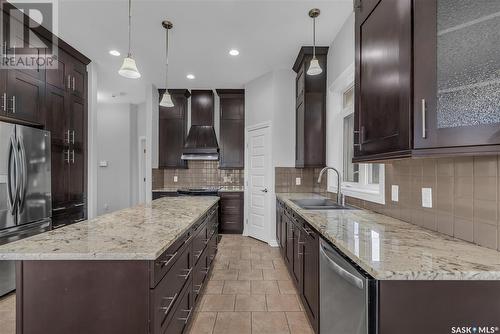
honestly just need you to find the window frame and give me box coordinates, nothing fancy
[326,63,385,205]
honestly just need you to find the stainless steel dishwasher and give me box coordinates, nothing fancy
[319,238,376,334]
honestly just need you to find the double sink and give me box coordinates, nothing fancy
[290,198,355,210]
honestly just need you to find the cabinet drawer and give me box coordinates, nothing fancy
[219,213,243,234]
[207,231,218,266]
[193,247,209,305]
[150,244,192,334]
[220,200,242,215]
[151,230,192,287]
[164,278,194,334]
[192,221,208,266]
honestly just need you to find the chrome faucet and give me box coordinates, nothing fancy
[317,167,345,206]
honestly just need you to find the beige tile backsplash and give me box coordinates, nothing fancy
[153,161,244,189]
[275,155,500,251]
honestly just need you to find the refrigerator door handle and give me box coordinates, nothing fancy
[17,135,27,212]
[7,135,20,214]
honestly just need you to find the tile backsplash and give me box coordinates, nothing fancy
[275,155,500,252]
[153,161,244,189]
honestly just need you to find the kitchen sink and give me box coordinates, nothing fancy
[290,198,355,210]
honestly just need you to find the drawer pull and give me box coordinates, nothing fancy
[159,293,178,315]
[73,218,85,224]
[194,250,203,259]
[158,251,178,268]
[201,267,209,274]
[193,284,202,294]
[53,207,66,212]
[177,308,193,324]
[73,203,85,208]
[178,268,192,280]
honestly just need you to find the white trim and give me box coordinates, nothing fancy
[326,62,385,205]
[87,63,98,219]
[138,136,147,204]
[268,239,279,248]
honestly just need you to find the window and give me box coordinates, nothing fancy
[327,64,385,204]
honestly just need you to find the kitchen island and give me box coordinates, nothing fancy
[0,196,220,334]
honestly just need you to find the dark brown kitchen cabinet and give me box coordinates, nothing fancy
[158,89,190,169]
[354,0,500,162]
[218,191,244,234]
[277,200,319,333]
[216,89,244,169]
[293,46,328,168]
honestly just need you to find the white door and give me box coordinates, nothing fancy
[246,125,271,242]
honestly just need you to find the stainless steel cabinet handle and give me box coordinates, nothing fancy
[177,308,193,324]
[71,130,75,144]
[64,150,70,164]
[193,284,202,294]
[52,207,67,212]
[160,293,178,315]
[73,218,85,224]
[194,250,202,258]
[158,251,178,268]
[10,96,16,113]
[67,75,71,89]
[65,129,70,144]
[178,267,192,280]
[73,203,85,208]
[72,76,75,91]
[320,244,364,289]
[71,150,75,164]
[421,99,427,139]
[1,92,6,112]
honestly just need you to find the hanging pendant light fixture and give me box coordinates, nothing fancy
[307,8,322,76]
[159,20,174,107]
[119,0,141,79]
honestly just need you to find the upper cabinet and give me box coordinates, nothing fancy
[354,0,500,162]
[293,46,328,168]
[217,89,244,169]
[158,89,190,169]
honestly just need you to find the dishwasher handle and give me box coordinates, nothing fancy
[320,244,364,290]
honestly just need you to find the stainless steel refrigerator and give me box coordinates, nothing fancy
[0,121,52,296]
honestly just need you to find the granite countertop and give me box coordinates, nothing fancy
[0,196,219,261]
[152,186,244,193]
[277,192,500,280]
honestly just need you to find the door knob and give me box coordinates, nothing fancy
[261,188,268,193]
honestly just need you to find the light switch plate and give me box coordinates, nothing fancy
[422,188,432,208]
[173,176,178,183]
[391,185,399,202]
[295,177,301,186]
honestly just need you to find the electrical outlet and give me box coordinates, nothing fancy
[391,185,399,202]
[99,160,108,167]
[422,188,432,208]
[296,177,301,185]
[173,176,178,183]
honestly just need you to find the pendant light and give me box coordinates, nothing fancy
[307,8,322,76]
[159,20,174,107]
[119,0,141,79]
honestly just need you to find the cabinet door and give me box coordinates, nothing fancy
[285,216,294,270]
[354,0,412,157]
[301,226,319,333]
[158,93,187,169]
[67,54,86,98]
[6,69,44,123]
[276,202,281,247]
[219,118,244,169]
[414,0,500,150]
[68,97,86,205]
[45,85,70,208]
[46,50,71,91]
[292,222,302,287]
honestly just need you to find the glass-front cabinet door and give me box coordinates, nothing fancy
[414,0,500,151]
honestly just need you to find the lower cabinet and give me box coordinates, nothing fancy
[218,191,244,234]
[277,199,319,334]
[150,203,219,334]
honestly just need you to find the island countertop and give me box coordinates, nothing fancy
[0,196,219,261]
[277,192,500,280]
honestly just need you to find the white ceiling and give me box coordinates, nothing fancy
[54,0,353,103]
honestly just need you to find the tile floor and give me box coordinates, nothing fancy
[186,235,314,334]
[0,235,313,334]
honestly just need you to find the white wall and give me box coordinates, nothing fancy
[87,63,99,219]
[96,103,136,215]
[327,13,355,88]
[244,69,296,245]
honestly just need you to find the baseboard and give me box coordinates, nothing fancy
[268,239,279,247]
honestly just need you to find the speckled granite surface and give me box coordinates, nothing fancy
[152,186,244,192]
[277,193,500,280]
[0,197,219,261]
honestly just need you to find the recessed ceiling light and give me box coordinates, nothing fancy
[229,49,240,56]
[109,50,121,56]
[186,74,195,80]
